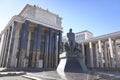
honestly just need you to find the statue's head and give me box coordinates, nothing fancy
[69,28,72,33]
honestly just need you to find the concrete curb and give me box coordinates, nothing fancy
[0,72,26,77]
[95,71,120,78]
[25,73,63,80]
[22,75,42,80]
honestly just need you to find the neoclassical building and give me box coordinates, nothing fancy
[80,31,120,69]
[0,4,62,68]
[0,4,120,70]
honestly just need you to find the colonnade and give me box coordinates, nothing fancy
[81,38,120,69]
[0,20,62,68]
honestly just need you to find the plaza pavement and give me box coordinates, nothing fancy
[0,68,120,80]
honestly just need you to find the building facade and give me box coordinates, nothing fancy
[0,4,62,68]
[62,30,93,43]
[0,4,120,70]
[80,31,120,69]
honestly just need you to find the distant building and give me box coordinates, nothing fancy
[0,4,62,68]
[62,30,93,43]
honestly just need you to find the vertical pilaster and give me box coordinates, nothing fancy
[108,38,115,68]
[19,20,29,67]
[51,32,55,68]
[10,23,21,67]
[5,27,12,67]
[114,40,119,68]
[89,42,94,68]
[26,31,31,67]
[17,24,23,67]
[95,43,99,68]
[2,30,9,67]
[81,43,85,64]
[44,31,49,68]
[98,40,103,68]
[36,25,42,68]
[104,42,108,68]
[0,34,5,67]
[6,21,17,67]
[56,35,59,67]
[28,31,34,67]
[58,31,62,64]
[24,20,29,67]
[1,31,8,67]
[48,28,53,68]
[107,47,111,68]
[54,33,57,67]
[32,28,37,67]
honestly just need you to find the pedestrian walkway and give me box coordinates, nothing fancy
[23,70,120,80]
[0,68,120,80]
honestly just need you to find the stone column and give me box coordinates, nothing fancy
[81,43,85,64]
[103,41,108,68]
[36,26,42,68]
[6,22,17,67]
[54,33,57,67]
[0,34,5,67]
[1,31,9,67]
[26,32,31,58]
[10,23,21,67]
[17,24,24,67]
[32,28,37,68]
[107,47,111,68]
[58,31,62,64]
[108,38,115,68]
[44,31,49,68]
[113,40,119,68]
[20,20,29,67]
[26,31,31,67]
[98,40,103,68]
[24,20,29,67]
[48,28,53,68]
[56,35,59,67]
[2,30,10,67]
[4,27,12,67]
[0,31,8,67]
[51,32,55,68]
[89,42,94,68]
[95,43,99,68]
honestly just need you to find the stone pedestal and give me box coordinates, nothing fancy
[57,51,88,73]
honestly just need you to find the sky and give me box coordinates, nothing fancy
[0,0,120,36]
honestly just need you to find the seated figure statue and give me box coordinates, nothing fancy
[67,28,75,42]
[65,28,81,54]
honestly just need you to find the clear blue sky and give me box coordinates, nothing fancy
[0,0,120,36]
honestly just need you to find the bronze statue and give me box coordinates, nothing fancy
[67,28,75,42]
[65,28,80,52]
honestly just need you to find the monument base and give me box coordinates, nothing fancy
[57,52,88,73]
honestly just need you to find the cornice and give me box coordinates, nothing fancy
[80,31,120,43]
